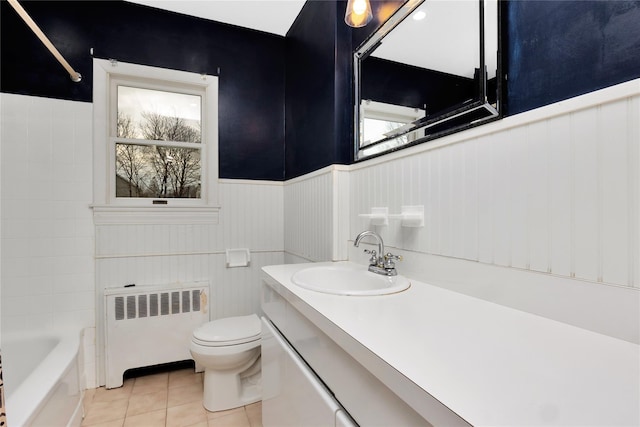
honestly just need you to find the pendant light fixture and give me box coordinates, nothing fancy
[345,0,373,28]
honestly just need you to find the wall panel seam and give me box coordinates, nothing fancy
[596,105,604,283]
[630,97,640,288]
[569,112,576,278]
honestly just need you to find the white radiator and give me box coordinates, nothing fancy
[104,282,209,389]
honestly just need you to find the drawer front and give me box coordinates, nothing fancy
[261,317,344,427]
[282,301,433,427]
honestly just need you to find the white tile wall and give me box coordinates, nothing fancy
[0,98,1,340]
[0,93,95,384]
[1,94,95,333]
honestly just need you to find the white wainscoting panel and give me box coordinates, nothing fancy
[94,180,284,385]
[97,252,283,319]
[332,168,350,260]
[284,167,346,262]
[349,83,640,289]
[96,181,283,258]
[219,180,284,253]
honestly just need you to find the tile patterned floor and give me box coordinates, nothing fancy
[82,368,262,427]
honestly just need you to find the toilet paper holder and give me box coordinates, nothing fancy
[226,248,251,268]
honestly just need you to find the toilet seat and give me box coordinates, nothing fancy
[193,314,261,347]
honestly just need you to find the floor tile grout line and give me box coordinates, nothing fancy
[166,376,172,427]
[82,369,261,427]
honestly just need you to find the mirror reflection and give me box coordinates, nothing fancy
[355,0,500,159]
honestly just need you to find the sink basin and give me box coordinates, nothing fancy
[291,264,410,296]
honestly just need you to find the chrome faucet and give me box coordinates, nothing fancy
[354,230,402,276]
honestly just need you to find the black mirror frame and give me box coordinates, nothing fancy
[353,0,504,161]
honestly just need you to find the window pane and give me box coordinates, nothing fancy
[363,118,409,146]
[117,86,201,143]
[116,143,201,198]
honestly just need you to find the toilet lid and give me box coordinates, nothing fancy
[193,314,261,346]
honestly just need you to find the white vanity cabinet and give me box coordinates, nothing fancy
[261,262,639,427]
[261,317,356,427]
[260,273,461,427]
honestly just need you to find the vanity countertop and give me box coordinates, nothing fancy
[262,261,639,426]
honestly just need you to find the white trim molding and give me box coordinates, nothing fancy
[92,205,220,225]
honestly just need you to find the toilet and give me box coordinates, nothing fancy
[190,314,262,412]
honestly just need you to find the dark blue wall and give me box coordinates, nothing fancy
[0,0,286,180]
[284,0,356,179]
[506,0,640,115]
[283,0,405,179]
[3,1,640,181]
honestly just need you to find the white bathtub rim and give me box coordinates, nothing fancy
[4,329,82,427]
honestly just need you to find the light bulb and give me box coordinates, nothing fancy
[353,0,367,15]
[345,0,372,28]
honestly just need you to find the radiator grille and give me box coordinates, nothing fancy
[127,296,136,319]
[192,290,200,311]
[161,293,169,316]
[171,291,180,314]
[182,290,190,313]
[150,294,158,316]
[115,297,125,320]
[139,295,147,318]
[113,289,203,320]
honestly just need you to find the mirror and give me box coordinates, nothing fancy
[354,0,501,159]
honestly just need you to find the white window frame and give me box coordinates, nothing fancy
[92,59,219,224]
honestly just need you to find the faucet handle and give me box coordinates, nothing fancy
[383,253,402,269]
[363,249,378,265]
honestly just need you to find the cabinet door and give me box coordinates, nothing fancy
[262,317,346,427]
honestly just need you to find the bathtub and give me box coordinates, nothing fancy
[3,329,84,427]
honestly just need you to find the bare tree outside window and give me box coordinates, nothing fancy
[116,113,146,197]
[168,147,201,197]
[115,109,202,199]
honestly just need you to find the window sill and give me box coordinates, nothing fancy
[92,205,220,225]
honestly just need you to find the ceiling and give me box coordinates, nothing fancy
[125,1,495,79]
[372,1,497,79]
[126,0,307,36]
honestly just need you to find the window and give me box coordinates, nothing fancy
[93,59,219,223]
[360,100,425,156]
[114,85,202,199]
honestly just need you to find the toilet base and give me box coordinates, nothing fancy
[202,357,262,412]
